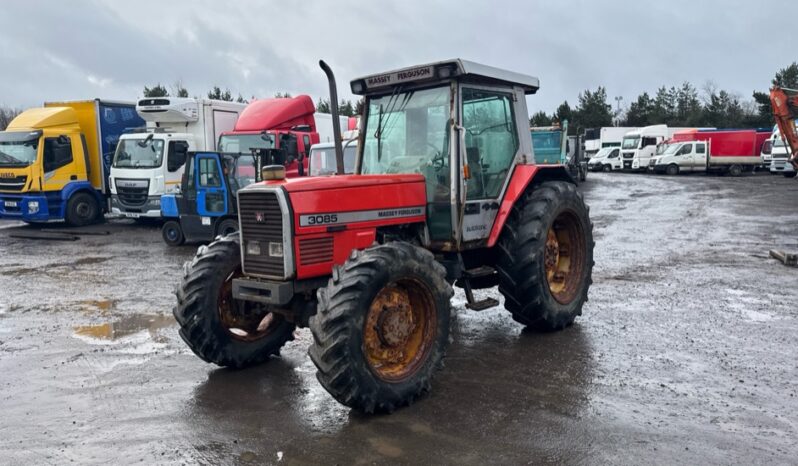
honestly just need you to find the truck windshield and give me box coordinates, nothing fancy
[663,144,681,155]
[113,138,165,168]
[621,136,640,150]
[361,86,450,175]
[218,133,275,154]
[0,132,40,167]
[309,144,357,176]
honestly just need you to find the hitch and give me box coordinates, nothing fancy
[769,249,797,267]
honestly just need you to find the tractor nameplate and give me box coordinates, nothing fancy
[299,206,425,227]
[365,66,434,89]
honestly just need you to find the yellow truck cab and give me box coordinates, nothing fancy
[0,100,143,225]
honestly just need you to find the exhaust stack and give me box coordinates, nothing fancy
[319,60,345,175]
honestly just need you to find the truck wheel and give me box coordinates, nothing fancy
[783,171,797,178]
[174,235,296,368]
[496,181,594,331]
[65,192,99,226]
[162,220,185,246]
[603,164,612,172]
[309,242,453,413]
[666,164,679,176]
[216,218,239,238]
[729,165,742,177]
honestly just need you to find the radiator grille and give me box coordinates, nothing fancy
[0,175,27,192]
[239,190,286,278]
[299,236,333,265]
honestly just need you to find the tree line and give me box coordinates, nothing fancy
[530,62,798,134]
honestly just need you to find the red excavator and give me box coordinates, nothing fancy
[770,86,798,170]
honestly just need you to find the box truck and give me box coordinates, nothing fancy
[217,95,348,179]
[650,129,770,175]
[109,98,245,218]
[0,100,143,225]
[620,125,713,171]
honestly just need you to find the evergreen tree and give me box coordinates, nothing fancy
[529,110,552,127]
[575,87,613,130]
[208,86,233,101]
[143,84,169,97]
[316,98,331,113]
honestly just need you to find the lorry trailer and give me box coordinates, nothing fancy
[583,126,638,158]
[650,129,770,176]
[217,96,347,179]
[0,99,143,225]
[109,98,245,218]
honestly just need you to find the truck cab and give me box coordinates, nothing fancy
[0,100,142,225]
[109,98,245,218]
[307,139,358,176]
[769,125,797,178]
[621,125,668,171]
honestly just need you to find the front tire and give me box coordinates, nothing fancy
[666,164,679,176]
[309,242,453,413]
[65,192,99,226]
[162,220,185,246]
[496,181,594,331]
[603,164,612,172]
[174,235,295,368]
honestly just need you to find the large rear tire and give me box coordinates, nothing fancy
[174,235,295,368]
[65,192,99,226]
[309,242,453,413]
[496,181,594,331]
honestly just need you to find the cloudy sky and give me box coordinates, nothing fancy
[0,0,795,115]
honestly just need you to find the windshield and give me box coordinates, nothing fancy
[621,136,640,150]
[309,143,357,176]
[218,133,275,155]
[0,131,40,167]
[113,137,165,168]
[656,143,670,155]
[224,155,262,193]
[592,148,611,160]
[361,86,450,175]
[663,144,681,155]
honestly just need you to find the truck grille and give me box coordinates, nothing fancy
[623,152,634,159]
[239,190,287,278]
[115,179,149,206]
[0,175,27,192]
[299,236,334,265]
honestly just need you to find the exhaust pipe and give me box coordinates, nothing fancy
[319,60,345,175]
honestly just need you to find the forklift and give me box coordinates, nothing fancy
[160,149,275,245]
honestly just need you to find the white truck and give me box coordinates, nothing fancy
[621,125,710,171]
[584,127,638,158]
[109,97,245,218]
[587,147,622,171]
[770,125,797,178]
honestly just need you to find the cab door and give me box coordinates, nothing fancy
[459,85,525,244]
[195,153,228,217]
[693,142,708,171]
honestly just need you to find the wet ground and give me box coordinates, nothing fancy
[1,172,797,465]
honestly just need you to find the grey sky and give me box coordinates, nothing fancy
[0,0,794,116]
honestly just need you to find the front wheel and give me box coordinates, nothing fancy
[216,218,239,238]
[65,192,99,226]
[666,164,679,176]
[174,235,296,368]
[496,181,594,331]
[162,220,185,246]
[309,242,453,413]
[603,164,612,172]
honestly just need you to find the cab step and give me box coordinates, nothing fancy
[461,268,500,311]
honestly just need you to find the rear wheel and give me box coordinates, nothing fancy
[729,165,742,177]
[216,218,239,238]
[496,181,594,331]
[65,192,99,226]
[666,164,679,176]
[309,242,452,413]
[162,220,185,246]
[174,235,295,368]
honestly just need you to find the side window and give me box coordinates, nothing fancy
[696,143,706,154]
[198,157,221,187]
[43,136,73,173]
[462,88,518,199]
[302,135,311,155]
[609,149,619,159]
[642,137,657,147]
[677,144,692,156]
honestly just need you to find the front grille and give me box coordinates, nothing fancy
[239,190,286,278]
[0,175,27,192]
[299,236,333,265]
[623,152,634,159]
[115,179,150,206]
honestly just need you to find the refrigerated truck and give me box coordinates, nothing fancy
[770,124,797,177]
[109,98,245,218]
[650,129,770,175]
[0,100,143,225]
[621,125,714,171]
[217,95,348,179]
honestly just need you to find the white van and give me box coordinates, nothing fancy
[587,147,621,172]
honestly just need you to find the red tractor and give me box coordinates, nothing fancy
[174,59,594,413]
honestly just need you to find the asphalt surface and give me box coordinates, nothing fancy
[1,171,797,465]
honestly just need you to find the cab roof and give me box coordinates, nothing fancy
[7,107,79,130]
[351,59,540,95]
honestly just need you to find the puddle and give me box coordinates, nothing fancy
[73,256,111,266]
[80,299,117,314]
[73,313,175,341]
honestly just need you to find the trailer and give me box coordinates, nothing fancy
[650,129,770,175]
[109,98,246,218]
[0,99,143,225]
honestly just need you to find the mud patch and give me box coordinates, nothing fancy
[73,313,175,342]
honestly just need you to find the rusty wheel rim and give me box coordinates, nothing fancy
[218,269,278,342]
[544,211,585,304]
[363,278,437,382]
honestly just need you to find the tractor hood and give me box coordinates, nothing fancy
[277,174,424,193]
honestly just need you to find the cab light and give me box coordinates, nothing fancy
[246,241,261,256]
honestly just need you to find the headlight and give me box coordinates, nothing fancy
[27,201,39,214]
[246,241,261,256]
[268,242,283,258]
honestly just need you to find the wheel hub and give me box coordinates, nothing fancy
[375,303,414,348]
[544,212,585,304]
[218,270,277,341]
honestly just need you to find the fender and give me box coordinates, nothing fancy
[60,181,105,217]
[486,164,575,247]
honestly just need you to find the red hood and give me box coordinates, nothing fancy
[255,174,425,193]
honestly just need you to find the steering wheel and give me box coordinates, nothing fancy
[426,142,446,171]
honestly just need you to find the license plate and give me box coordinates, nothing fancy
[125,213,140,218]
[4,201,17,207]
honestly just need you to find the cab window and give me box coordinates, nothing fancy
[609,149,619,159]
[43,136,73,173]
[642,137,658,147]
[462,88,518,199]
[198,157,221,187]
[677,144,692,156]
[696,143,706,154]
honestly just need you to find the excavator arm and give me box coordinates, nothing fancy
[770,86,798,169]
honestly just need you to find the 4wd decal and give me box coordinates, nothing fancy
[299,206,425,227]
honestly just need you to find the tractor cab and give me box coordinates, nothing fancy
[160,151,265,245]
[350,59,541,248]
